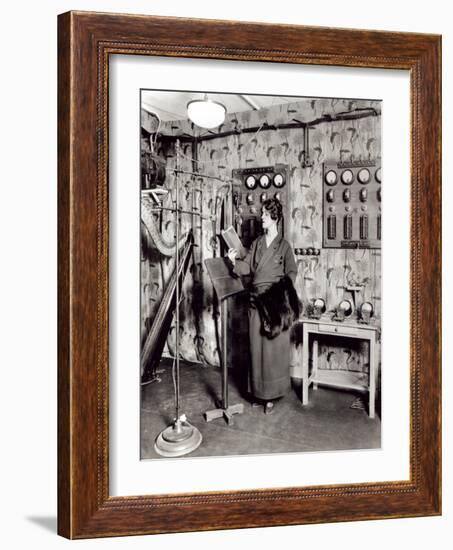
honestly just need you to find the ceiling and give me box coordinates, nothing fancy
[141,90,301,122]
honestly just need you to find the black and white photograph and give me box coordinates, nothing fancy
[140,90,382,459]
[2,0,447,547]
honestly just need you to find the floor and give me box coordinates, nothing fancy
[140,358,381,459]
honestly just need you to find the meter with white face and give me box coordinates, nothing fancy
[341,169,354,185]
[357,168,371,184]
[273,173,285,188]
[259,174,271,189]
[375,167,381,183]
[245,175,257,189]
[325,170,338,186]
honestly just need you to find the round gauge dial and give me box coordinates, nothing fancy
[259,174,271,189]
[245,175,257,189]
[273,173,285,188]
[341,169,354,185]
[325,170,338,186]
[357,168,371,184]
[375,167,381,183]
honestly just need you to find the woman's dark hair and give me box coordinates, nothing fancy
[262,197,283,221]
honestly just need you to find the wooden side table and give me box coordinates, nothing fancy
[300,319,380,418]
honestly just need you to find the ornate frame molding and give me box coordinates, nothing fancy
[58,11,441,538]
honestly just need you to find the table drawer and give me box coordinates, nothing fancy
[317,324,361,336]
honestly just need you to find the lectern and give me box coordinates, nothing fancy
[204,257,245,424]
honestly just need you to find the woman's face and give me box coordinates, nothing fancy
[261,207,276,231]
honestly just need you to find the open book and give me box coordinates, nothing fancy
[221,226,247,259]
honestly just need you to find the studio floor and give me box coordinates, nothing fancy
[141,358,381,459]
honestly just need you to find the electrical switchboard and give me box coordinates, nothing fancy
[322,161,381,249]
[231,164,289,250]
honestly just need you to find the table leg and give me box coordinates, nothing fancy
[313,338,319,390]
[301,325,309,405]
[369,336,376,419]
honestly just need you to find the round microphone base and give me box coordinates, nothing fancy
[154,417,202,458]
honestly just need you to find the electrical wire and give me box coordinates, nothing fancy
[176,122,265,167]
[165,95,281,167]
[157,106,379,169]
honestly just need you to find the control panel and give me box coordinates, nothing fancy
[322,161,381,249]
[231,164,289,250]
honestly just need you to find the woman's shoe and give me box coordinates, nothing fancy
[264,401,274,415]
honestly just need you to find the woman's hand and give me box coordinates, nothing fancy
[227,248,238,265]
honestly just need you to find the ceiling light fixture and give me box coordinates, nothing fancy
[187,94,226,129]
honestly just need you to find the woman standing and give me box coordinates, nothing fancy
[227,198,298,414]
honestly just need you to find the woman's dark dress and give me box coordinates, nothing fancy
[233,234,297,400]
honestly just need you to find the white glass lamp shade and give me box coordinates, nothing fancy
[187,98,226,129]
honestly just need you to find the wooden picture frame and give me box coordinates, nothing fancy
[58,11,441,539]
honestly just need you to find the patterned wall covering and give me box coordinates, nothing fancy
[141,97,381,375]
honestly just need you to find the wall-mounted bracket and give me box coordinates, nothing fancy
[294,120,314,168]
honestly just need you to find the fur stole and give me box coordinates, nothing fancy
[251,276,301,338]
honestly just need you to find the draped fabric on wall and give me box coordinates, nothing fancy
[141,97,381,375]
